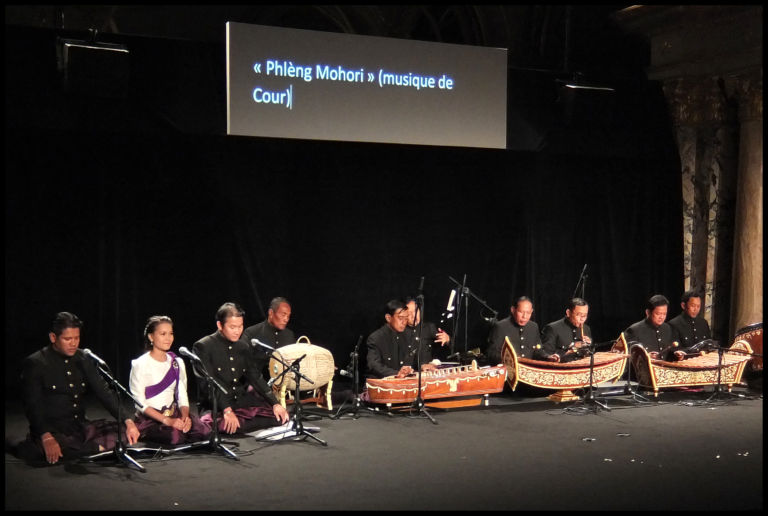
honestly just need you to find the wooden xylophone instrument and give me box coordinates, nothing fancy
[734,322,762,371]
[630,339,753,395]
[365,361,507,405]
[502,335,628,402]
[648,347,753,369]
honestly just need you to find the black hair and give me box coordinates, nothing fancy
[216,302,245,325]
[143,315,173,350]
[681,289,703,304]
[384,299,407,317]
[269,297,291,312]
[646,294,669,311]
[568,297,588,311]
[50,311,83,336]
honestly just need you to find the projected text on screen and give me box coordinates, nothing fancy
[226,22,507,149]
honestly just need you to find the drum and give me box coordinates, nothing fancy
[268,336,335,392]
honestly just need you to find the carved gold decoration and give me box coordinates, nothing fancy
[630,340,752,396]
[501,336,628,402]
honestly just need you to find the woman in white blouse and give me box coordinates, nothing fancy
[129,316,209,445]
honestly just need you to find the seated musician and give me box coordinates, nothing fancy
[625,294,685,361]
[243,297,296,376]
[541,297,594,363]
[403,296,450,361]
[129,315,210,445]
[192,302,289,434]
[366,299,437,379]
[487,296,556,364]
[667,289,712,351]
[18,312,140,465]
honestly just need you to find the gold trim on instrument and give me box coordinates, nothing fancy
[630,339,753,396]
[502,335,628,403]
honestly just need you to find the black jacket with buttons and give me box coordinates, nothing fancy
[21,346,122,439]
[192,331,278,412]
[366,324,430,379]
[625,319,676,360]
[667,313,711,347]
[541,317,593,360]
[487,317,545,364]
[243,320,296,375]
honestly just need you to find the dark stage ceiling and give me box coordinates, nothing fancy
[5,5,641,82]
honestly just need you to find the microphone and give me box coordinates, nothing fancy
[339,368,354,378]
[251,338,275,352]
[418,276,425,292]
[82,348,109,368]
[180,347,228,395]
[179,346,203,363]
[350,335,363,356]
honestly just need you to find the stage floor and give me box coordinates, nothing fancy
[4,385,763,511]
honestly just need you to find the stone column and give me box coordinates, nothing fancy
[729,74,763,334]
[613,4,762,340]
[662,76,738,338]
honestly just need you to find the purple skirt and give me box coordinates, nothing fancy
[25,419,124,460]
[134,406,211,445]
[199,404,277,433]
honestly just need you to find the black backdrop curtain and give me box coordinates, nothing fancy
[5,129,682,398]
[5,25,683,398]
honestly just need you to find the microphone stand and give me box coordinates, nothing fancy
[564,341,610,414]
[572,264,587,299]
[81,363,158,472]
[254,352,327,446]
[623,340,650,403]
[169,360,240,460]
[332,336,373,420]
[410,290,437,425]
[448,275,498,358]
[583,342,610,412]
[680,345,759,407]
[703,345,750,404]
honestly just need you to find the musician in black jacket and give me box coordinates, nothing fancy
[366,299,436,379]
[541,298,594,363]
[404,296,450,361]
[487,296,556,364]
[243,297,296,376]
[193,302,289,434]
[625,295,685,361]
[18,312,140,465]
[667,290,712,348]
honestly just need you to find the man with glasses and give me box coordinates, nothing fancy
[487,296,555,365]
[541,297,594,363]
[366,299,437,379]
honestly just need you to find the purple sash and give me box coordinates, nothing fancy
[144,352,180,401]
